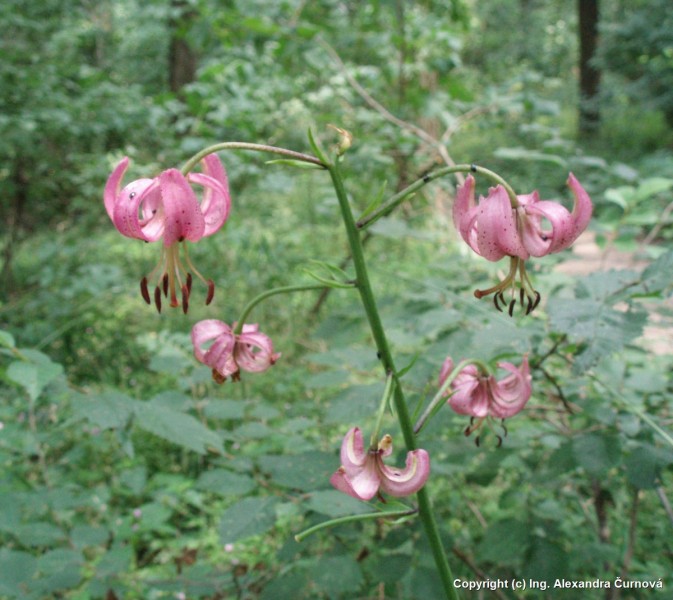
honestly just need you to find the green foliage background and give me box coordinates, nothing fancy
[1,1,672,598]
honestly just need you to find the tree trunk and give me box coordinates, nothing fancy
[578,0,601,135]
[169,0,197,94]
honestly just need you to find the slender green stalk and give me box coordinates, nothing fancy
[328,160,459,600]
[295,507,417,543]
[233,283,332,335]
[357,163,518,230]
[181,142,326,175]
[370,372,395,447]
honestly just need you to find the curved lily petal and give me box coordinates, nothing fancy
[191,319,232,363]
[448,366,489,417]
[490,356,532,419]
[189,153,231,236]
[453,175,481,254]
[340,427,368,469]
[569,173,593,227]
[234,329,280,373]
[378,449,430,497]
[112,178,160,241]
[330,462,380,501]
[104,157,129,221]
[522,174,592,255]
[438,357,454,395]
[159,169,206,246]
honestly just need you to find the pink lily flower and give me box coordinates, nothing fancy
[191,319,280,383]
[439,355,531,441]
[104,154,231,312]
[330,427,430,501]
[452,173,592,313]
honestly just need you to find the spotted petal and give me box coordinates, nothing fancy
[159,169,206,246]
[476,186,528,260]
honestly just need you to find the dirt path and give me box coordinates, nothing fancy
[555,232,672,356]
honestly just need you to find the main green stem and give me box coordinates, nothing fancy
[328,161,458,600]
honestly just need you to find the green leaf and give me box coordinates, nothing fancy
[308,556,363,595]
[307,127,328,164]
[635,250,673,297]
[305,490,376,518]
[7,351,63,402]
[219,497,278,543]
[477,518,530,564]
[0,549,37,596]
[0,330,15,349]
[632,177,673,204]
[356,179,387,221]
[572,433,622,476]
[547,297,647,372]
[134,403,223,455]
[258,452,335,491]
[203,399,245,420]
[625,444,668,489]
[70,391,137,430]
[324,383,381,424]
[196,469,256,496]
[523,538,570,583]
[13,522,65,546]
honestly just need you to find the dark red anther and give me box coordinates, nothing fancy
[508,299,516,317]
[526,295,534,315]
[162,273,169,297]
[495,435,503,448]
[186,272,193,294]
[211,368,226,385]
[181,284,189,314]
[205,279,215,305]
[493,293,503,312]
[532,291,541,311]
[519,287,525,307]
[475,435,481,447]
[154,286,162,313]
[140,277,151,304]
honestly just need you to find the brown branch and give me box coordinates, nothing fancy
[451,547,520,600]
[317,37,464,183]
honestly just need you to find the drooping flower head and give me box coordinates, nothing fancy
[104,154,231,312]
[330,427,430,501]
[439,355,531,444]
[191,319,280,383]
[453,174,592,314]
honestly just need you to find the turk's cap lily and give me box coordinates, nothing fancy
[439,355,531,441]
[452,173,592,262]
[104,154,231,311]
[191,319,280,383]
[104,154,231,246]
[330,427,430,501]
